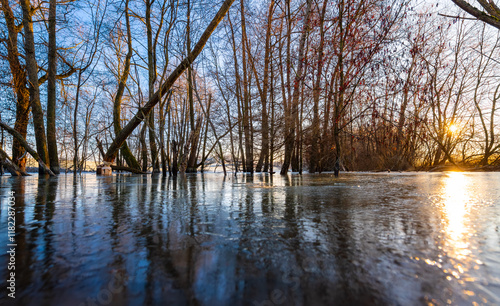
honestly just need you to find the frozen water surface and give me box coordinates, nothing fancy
[0,172,499,305]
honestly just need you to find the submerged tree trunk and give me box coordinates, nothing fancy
[159,91,172,176]
[171,140,179,176]
[20,0,50,174]
[112,0,141,170]
[46,0,59,174]
[0,147,29,176]
[73,71,82,175]
[309,0,328,173]
[186,116,202,173]
[140,122,148,171]
[146,0,159,173]
[185,0,199,173]
[240,0,253,173]
[254,0,274,173]
[227,12,244,172]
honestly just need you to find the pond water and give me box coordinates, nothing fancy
[0,172,499,305]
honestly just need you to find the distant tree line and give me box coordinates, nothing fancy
[1,0,500,177]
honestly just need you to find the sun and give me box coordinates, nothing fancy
[448,124,459,134]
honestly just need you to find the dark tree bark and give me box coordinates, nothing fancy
[185,0,202,173]
[140,122,148,171]
[73,70,82,175]
[46,0,60,174]
[20,0,51,174]
[1,0,30,172]
[227,12,245,172]
[146,0,160,173]
[240,0,253,173]
[171,140,179,176]
[254,0,275,173]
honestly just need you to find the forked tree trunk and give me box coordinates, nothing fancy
[112,0,141,170]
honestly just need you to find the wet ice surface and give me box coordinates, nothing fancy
[0,172,499,305]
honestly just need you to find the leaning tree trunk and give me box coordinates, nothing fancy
[0,120,55,176]
[103,0,236,164]
[0,147,29,176]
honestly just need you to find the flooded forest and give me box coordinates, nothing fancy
[1,0,500,305]
[1,0,500,175]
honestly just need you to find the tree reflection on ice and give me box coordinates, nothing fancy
[0,172,499,305]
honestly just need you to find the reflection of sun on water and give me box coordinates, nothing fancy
[439,172,476,281]
[443,172,470,249]
[436,173,490,303]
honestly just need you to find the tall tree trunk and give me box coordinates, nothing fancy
[281,0,311,175]
[185,0,199,173]
[146,0,159,173]
[73,70,83,175]
[240,0,253,173]
[112,0,141,170]
[320,73,335,172]
[159,91,172,176]
[171,140,179,175]
[20,0,50,174]
[0,0,30,172]
[227,11,245,172]
[0,148,29,176]
[186,116,202,173]
[333,0,346,170]
[269,55,275,174]
[140,122,148,171]
[200,101,210,172]
[46,0,59,174]
[255,0,274,173]
[309,0,328,173]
